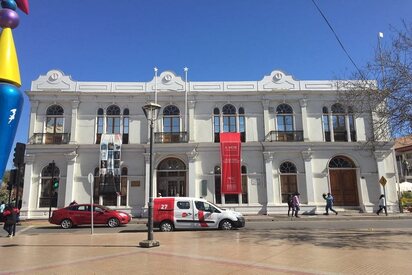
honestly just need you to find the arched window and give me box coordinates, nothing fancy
[96,106,129,144]
[331,103,346,141]
[96,108,104,144]
[280,161,298,203]
[46,105,64,144]
[123,108,129,144]
[39,163,60,208]
[329,156,355,168]
[222,104,237,133]
[322,104,356,142]
[162,105,181,143]
[276,104,293,131]
[213,105,246,143]
[106,105,121,134]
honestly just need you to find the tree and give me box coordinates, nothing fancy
[338,21,412,145]
[0,170,10,203]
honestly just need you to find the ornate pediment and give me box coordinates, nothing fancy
[258,70,298,91]
[147,70,185,92]
[31,70,76,91]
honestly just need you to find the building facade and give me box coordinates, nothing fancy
[21,69,398,219]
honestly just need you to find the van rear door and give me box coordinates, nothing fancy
[174,199,194,229]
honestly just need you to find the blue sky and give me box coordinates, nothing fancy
[4,0,412,169]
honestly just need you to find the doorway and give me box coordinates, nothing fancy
[328,156,359,206]
[157,158,187,197]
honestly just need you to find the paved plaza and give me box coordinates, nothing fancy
[0,220,411,274]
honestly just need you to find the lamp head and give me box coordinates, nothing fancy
[142,102,161,121]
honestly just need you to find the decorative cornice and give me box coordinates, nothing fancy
[186,149,198,162]
[24,154,35,164]
[263,151,274,162]
[64,151,78,163]
[374,151,387,161]
[299,98,307,108]
[301,148,312,161]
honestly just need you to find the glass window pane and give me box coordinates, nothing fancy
[97,117,104,133]
[114,118,120,133]
[46,118,54,133]
[55,118,64,133]
[214,116,220,133]
[322,115,329,131]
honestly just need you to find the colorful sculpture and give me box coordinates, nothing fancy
[0,0,29,179]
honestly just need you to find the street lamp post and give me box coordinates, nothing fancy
[139,102,161,248]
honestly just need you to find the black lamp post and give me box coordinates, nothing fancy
[139,102,161,248]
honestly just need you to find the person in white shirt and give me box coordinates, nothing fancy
[0,201,6,224]
[376,194,387,216]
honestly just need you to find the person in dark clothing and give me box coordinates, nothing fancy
[3,205,17,237]
[376,194,387,216]
[287,194,294,217]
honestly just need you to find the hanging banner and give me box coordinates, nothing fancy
[220,132,242,194]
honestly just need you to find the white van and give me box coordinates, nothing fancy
[153,197,245,232]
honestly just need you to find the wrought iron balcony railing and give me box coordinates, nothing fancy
[265,131,304,142]
[154,132,189,143]
[30,133,71,144]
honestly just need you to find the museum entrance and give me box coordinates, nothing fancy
[157,158,187,197]
[328,156,359,206]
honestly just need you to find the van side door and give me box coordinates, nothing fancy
[174,199,194,229]
[193,200,220,229]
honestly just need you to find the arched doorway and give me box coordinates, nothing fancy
[157,158,186,197]
[328,156,359,206]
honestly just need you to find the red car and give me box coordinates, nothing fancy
[49,204,132,229]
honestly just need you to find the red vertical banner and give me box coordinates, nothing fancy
[220,133,242,194]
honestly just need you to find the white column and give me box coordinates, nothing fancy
[299,98,309,141]
[188,100,196,142]
[21,154,35,218]
[263,152,275,206]
[64,152,77,206]
[302,149,315,204]
[28,101,39,140]
[186,149,198,197]
[345,115,352,142]
[375,151,386,193]
[144,153,150,207]
[329,114,335,142]
[70,100,79,144]
[262,100,270,138]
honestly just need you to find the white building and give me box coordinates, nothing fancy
[21,69,398,219]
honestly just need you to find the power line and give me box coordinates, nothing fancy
[311,0,363,76]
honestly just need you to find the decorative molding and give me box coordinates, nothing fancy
[299,98,307,108]
[374,151,387,161]
[32,70,76,91]
[64,151,78,163]
[24,154,35,164]
[186,149,198,162]
[263,151,274,162]
[301,148,312,161]
[71,100,80,109]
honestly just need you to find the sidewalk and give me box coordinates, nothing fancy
[18,211,412,226]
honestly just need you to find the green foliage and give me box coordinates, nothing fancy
[402,191,412,198]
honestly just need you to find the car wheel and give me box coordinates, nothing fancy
[107,218,120,228]
[160,221,173,232]
[60,219,73,229]
[219,219,233,230]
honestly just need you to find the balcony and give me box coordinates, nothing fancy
[265,131,304,142]
[154,132,189,143]
[30,133,71,144]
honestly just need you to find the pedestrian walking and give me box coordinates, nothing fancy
[292,192,300,218]
[0,201,5,223]
[287,194,294,217]
[376,194,387,216]
[3,205,17,237]
[323,193,338,215]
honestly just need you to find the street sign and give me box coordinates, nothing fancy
[379,176,387,187]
